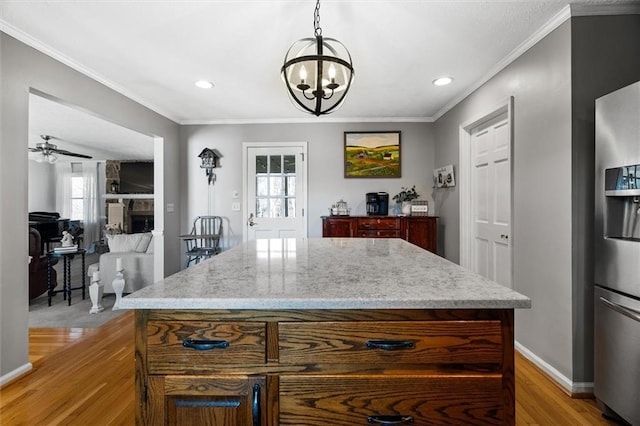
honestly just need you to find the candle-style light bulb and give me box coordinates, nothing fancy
[299,65,307,83]
[328,64,336,81]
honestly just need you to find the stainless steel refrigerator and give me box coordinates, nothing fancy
[594,80,640,425]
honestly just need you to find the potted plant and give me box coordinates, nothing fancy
[392,185,419,214]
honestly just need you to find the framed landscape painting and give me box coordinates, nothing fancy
[344,131,401,178]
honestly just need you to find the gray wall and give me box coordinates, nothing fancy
[434,15,640,386]
[180,122,436,251]
[0,33,181,380]
[569,14,640,383]
[28,162,56,211]
[434,22,574,378]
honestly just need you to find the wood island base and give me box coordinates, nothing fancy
[135,308,515,425]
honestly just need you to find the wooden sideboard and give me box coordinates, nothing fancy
[322,216,437,253]
[136,308,514,425]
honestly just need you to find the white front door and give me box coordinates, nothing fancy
[471,113,512,287]
[243,143,308,241]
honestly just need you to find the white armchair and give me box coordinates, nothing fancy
[100,232,154,293]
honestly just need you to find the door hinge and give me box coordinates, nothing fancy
[301,152,305,161]
[302,208,305,217]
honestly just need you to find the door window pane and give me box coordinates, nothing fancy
[284,155,296,174]
[256,198,268,218]
[270,155,282,173]
[256,177,268,196]
[270,176,284,196]
[286,198,296,218]
[270,198,282,217]
[286,176,296,196]
[256,156,268,174]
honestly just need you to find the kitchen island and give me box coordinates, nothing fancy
[121,238,530,425]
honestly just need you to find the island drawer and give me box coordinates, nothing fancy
[278,374,504,425]
[278,321,503,365]
[357,217,401,230]
[146,321,266,373]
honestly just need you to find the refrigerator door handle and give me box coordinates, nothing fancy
[600,296,640,323]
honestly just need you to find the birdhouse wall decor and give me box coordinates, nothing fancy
[198,148,222,185]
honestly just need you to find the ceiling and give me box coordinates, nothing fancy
[28,94,154,161]
[2,0,639,159]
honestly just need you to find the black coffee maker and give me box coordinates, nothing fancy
[366,192,389,216]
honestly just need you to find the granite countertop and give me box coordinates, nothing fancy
[120,238,531,310]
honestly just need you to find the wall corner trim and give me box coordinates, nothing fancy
[0,362,33,387]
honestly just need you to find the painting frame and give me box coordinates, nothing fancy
[344,131,401,178]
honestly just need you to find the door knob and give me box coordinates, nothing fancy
[500,234,509,240]
[248,213,258,227]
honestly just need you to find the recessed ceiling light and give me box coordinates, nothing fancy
[432,77,453,86]
[195,80,214,89]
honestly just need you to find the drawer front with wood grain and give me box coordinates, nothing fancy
[279,321,503,365]
[278,375,504,425]
[357,217,401,230]
[355,230,401,238]
[146,321,266,373]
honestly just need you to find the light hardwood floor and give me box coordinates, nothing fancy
[0,312,620,425]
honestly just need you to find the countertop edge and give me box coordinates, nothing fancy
[119,298,532,310]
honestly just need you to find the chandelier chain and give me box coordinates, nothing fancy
[313,0,322,37]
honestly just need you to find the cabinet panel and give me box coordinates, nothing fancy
[153,375,264,426]
[279,321,503,365]
[322,217,352,237]
[404,217,437,253]
[147,321,266,373]
[279,375,504,425]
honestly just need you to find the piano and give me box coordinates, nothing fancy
[29,212,70,253]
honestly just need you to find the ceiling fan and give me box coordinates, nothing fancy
[29,135,93,163]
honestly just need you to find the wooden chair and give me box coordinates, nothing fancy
[181,216,223,267]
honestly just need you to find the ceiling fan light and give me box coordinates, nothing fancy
[47,153,58,164]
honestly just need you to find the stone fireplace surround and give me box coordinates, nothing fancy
[105,160,154,234]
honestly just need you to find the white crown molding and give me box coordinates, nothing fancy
[431,5,572,121]
[431,3,640,121]
[180,116,433,125]
[0,20,180,124]
[4,2,637,127]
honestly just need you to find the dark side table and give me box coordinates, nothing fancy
[47,248,86,306]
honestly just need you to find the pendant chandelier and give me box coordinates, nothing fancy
[281,0,354,116]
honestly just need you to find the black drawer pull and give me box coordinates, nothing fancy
[367,415,414,424]
[252,384,261,426]
[182,339,229,351]
[366,340,415,350]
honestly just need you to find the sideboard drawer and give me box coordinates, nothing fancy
[146,321,266,373]
[279,321,503,365]
[356,230,401,238]
[357,217,401,230]
[279,374,504,425]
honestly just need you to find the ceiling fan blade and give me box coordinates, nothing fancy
[29,147,44,152]
[54,149,93,159]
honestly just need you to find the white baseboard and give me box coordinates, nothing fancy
[515,341,593,395]
[0,362,33,387]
